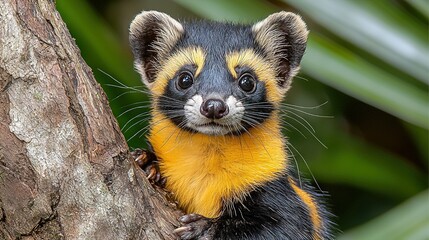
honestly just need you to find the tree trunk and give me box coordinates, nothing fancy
[0,0,180,239]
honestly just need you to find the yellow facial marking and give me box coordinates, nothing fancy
[151,47,206,95]
[148,112,286,218]
[289,178,322,240]
[226,49,283,103]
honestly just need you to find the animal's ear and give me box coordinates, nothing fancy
[129,11,184,87]
[252,11,308,91]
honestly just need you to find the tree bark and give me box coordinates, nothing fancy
[0,0,180,239]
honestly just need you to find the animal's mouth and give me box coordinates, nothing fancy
[195,122,225,127]
[188,122,231,135]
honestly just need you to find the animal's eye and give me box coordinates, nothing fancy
[238,74,256,93]
[177,72,194,89]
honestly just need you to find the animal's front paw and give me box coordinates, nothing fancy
[174,214,215,240]
[132,148,166,186]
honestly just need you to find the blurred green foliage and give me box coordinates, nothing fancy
[57,0,428,238]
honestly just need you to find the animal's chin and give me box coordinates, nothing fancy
[186,122,232,136]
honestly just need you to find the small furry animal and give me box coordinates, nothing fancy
[129,10,332,239]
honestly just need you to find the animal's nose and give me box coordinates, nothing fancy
[200,99,229,119]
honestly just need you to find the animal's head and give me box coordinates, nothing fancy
[129,11,308,136]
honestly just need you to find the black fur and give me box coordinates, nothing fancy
[175,171,333,240]
[212,171,333,240]
[129,16,163,82]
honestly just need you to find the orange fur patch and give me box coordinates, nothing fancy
[148,112,286,218]
[289,178,321,240]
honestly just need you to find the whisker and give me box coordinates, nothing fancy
[135,116,174,140]
[122,112,150,132]
[122,101,153,108]
[281,113,327,149]
[278,119,307,139]
[293,75,309,82]
[281,101,328,110]
[107,90,143,102]
[281,106,333,119]
[240,117,275,162]
[161,120,188,150]
[287,142,325,193]
[128,123,150,142]
[283,111,315,133]
[286,144,302,188]
[118,105,150,118]
[99,69,148,94]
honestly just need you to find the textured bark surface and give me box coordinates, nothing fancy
[0,0,180,239]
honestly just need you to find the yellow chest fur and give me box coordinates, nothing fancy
[148,113,286,218]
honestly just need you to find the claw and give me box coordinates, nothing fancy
[132,149,165,186]
[179,213,203,223]
[146,166,156,180]
[173,226,192,235]
[159,177,167,186]
[134,151,148,168]
[154,171,161,183]
[174,214,214,239]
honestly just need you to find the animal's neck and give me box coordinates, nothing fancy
[148,112,287,217]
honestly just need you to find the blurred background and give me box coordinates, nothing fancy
[57,0,428,239]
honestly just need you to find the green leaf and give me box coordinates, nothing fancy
[407,0,429,19]
[306,127,426,198]
[173,0,277,22]
[284,0,429,84]
[338,190,429,240]
[304,35,428,130]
